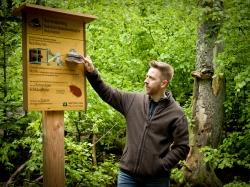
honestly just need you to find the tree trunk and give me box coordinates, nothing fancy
[92,133,97,166]
[2,17,7,124]
[184,0,225,186]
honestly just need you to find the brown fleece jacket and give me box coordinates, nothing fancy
[86,70,190,177]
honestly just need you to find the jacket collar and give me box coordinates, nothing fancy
[148,90,172,102]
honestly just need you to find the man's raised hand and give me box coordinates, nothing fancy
[82,56,95,73]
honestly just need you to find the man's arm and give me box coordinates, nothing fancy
[82,56,133,115]
[161,115,190,171]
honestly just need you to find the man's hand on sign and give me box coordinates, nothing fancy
[82,56,95,73]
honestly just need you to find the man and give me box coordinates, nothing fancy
[82,56,189,187]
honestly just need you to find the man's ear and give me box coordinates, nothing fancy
[161,80,168,88]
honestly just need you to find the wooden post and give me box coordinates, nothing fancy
[42,111,65,187]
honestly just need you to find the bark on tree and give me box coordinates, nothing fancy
[92,133,97,166]
[184,0,225,186]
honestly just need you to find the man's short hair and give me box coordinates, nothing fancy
[149,60,174,82]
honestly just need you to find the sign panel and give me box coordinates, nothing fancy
[24,12,86,111]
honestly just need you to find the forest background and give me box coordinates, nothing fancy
[0,0,249,186]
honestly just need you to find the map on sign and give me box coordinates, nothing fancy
[24,13,86,111]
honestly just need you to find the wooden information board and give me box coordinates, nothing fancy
[13,4,96,187]
[14,4,96,111]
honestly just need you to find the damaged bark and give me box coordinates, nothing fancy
[184,0,225,186]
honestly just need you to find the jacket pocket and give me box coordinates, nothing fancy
[138,151,166,177]
[120,146,138,173]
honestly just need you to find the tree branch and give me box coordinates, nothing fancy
[35,175,43,182]
[4,162,28,187]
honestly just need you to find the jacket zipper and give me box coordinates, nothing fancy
[134,105,159,175]
[134,125,149,175]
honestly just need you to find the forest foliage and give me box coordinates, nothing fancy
[0,0,249,186]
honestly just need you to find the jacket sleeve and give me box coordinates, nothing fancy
[86,70,134,115]
[161,115,190,170]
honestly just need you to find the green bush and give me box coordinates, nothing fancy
[202,124,250,170]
